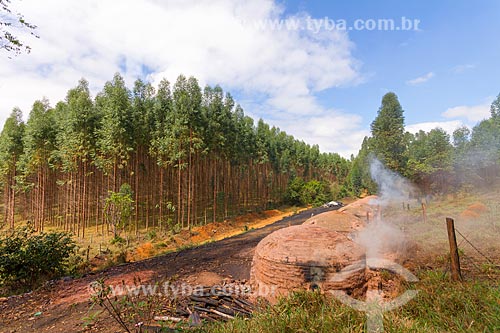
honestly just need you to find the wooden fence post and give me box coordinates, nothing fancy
[421,203,427,223]
[446,217,462,281]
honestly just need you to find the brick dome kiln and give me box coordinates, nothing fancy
[250,224,366,303]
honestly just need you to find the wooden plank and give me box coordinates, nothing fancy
[153,315,182,322]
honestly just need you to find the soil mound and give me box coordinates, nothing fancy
[304,210,365,233]
[337,195,378,219]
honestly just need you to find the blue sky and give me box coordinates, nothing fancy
[282,0,500,127]
[1,0,499,157]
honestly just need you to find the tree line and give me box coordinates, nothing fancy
[0,74,350,235]
[347,92,500,196]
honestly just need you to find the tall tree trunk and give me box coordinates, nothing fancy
[158,167,163,230]
[135,149,139,235]
[213,157,217,223]
[177,158,182,228]
[187,129,192,229]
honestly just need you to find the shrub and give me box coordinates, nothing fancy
[284,178,332,207]
[284,177,305,205]
[145,229,157,240]
[0,225,76,291]
[300,180,332,207]
[104,183,134,238]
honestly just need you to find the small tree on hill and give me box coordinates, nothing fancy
[104,183,133,239]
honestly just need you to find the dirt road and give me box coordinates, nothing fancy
[0,206,335,332]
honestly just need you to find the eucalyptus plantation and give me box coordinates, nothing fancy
[0,74,350,236]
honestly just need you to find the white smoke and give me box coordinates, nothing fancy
[369,157,415,206]
[355,157,413,260]
[356,219,406,259]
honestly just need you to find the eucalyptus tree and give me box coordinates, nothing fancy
[18,99,58,231]
[130,79,155,232]
[149,78,173,229]
[95,73,133,191]
[230,105,256,212]
[0,108,24,228]
[0,73,355,234]
[55,79,99,236]
[185,77,204,227]
[202,85,228,222]
[165,75,205,227]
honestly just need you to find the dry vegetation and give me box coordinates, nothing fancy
[384,186,500,270]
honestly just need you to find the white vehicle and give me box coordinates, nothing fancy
[323,201,342,208]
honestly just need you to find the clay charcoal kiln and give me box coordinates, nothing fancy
[250,224,366,303]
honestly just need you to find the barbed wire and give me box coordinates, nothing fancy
[455,227,495,265]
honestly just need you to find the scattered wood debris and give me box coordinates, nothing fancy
[155,283,255,326]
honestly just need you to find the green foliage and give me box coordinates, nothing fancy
[347,92,500,195]
[284,177,305,205]
[371,92,407,173]
[490,93,500,119]
[0,72,358,231]
[0,225,76,291]
[405,128,454,191]
[0,108,24,175]
[330,182,350,200]
[95,73,134,170]
[469,118,500,168]
[104,183,134,237]
[300,180,332,207]
[452,126,471,151]
[110,235,125,245]
[54,79,99,171]
[346,137,377,196]
[285,177,332,206]
[144,229,157,241]
[18,99,58,177]
[0,108,24,207]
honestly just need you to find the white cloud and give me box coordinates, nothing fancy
[443,102,490,122]
[406,120,464,137]
[406,72,434,85]
[276,112,369,157]
[0,0,364,156]
[451,64,476,74]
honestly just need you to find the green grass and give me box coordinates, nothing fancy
[195,271,500,333]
